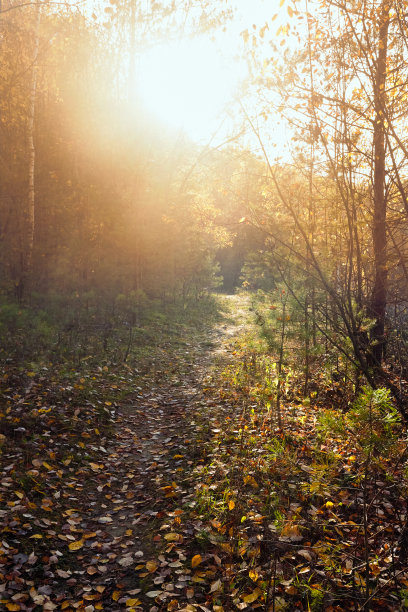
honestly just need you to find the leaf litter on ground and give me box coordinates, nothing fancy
[1,294,408,611]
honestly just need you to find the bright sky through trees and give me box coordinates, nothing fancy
[137,0,285,143]
[138,36,244,142]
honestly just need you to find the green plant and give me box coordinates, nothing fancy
[347,386,400,458]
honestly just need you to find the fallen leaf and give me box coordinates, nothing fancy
[164,532,181,542]
[146,590,162,598]
[68,539,84,551]
[56,569,71,578]
[242,587,262,603]
[119,556,134,567]
[191,554,202,568]
[210,579,222,593]
[98,516,113,524]
[126,599,141,607]
[146,560,159,572]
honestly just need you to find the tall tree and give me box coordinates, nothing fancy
[239,0,408,406]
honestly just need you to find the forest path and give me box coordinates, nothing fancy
[0,293,256,611]
[67,293,250,610]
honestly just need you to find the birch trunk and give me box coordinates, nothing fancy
[18,1,41,299]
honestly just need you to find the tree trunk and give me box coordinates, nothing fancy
[18,1,41,300]
[369,0,389,366]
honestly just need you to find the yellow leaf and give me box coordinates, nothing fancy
[126,599,141,607]
[192,573,206,583]
[249,569,259,582]
[280,0,285,6]
[27,371,35,377]
[6,604,21,611]
[42,462,53,470]
[64,508,79,516]
[228,500,235,511]
[243,587,262,603]
[29,534,43,539]
[287,5,293,17]
[112,591,121,602]
[243,475,258,488]
[325,501,334,509]
[191,554,202,568]
[68,539,84,551]
[164,532,181,542]
[146,560,159,572]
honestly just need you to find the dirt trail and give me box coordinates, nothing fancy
[0,294,250,611]
[66,294,248,609]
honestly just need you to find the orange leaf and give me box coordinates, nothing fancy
[191,554,202,568]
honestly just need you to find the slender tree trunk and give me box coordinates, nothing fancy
[18,1,41,300]
[370,0,389,365]
[276,295,287,429]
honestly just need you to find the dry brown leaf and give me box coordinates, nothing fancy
[210,578,222,593]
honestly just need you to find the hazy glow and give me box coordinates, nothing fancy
[138,36,245,142]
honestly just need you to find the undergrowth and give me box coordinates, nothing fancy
[187,294,408,611]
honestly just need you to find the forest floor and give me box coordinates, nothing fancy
[1,294,408,611]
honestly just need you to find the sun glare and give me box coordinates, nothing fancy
[137,36,245,142]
